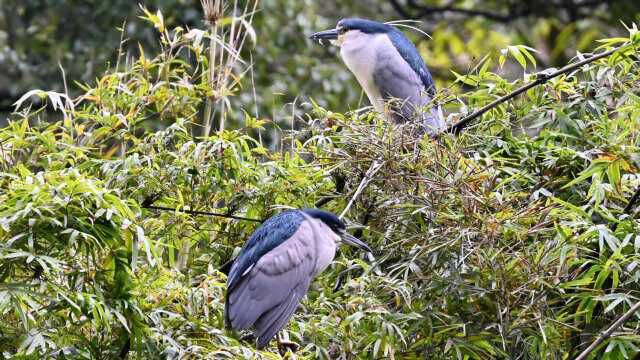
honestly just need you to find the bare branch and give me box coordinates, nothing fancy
[143,204,262,222]
[574,300,640,360]
[432,43,632,138]
[389,0,613,23]
[623,187,640,215]
[339,160,385,219]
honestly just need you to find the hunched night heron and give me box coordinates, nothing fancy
[310,18,444,134]
[224,208,372,349]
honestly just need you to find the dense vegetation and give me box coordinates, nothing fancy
[1,1,640,359]
[2,0,640,123]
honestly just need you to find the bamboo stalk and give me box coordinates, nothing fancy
[432,43,633,138]
[574,300,640,360]
[339,160,385,219]
[201,0,221,138]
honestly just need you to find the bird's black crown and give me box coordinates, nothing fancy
[337,18,394,34]
[302,208,346,233]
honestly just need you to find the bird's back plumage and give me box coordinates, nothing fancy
[224,209,339,349]
[386,29,436,95]
[226,210,304,292]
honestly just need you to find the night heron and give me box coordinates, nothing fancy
[224,208,372,349]
[310,18,444,134]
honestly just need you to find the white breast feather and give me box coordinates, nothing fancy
[339,32,391,112]
[308,219,338,275]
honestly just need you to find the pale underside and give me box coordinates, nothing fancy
[338,31,444,134]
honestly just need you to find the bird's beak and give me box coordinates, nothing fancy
[309,28,339,42]
[342,233,372,253]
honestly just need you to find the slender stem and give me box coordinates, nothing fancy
[339,160,385,219]
[249,51,263,145]
[203,25,218,137]
[623,187,640,215]
[201,0,220,138]
[216,2,228,133]
[574,300,640,360]
[432,43,632,139]
[290,97,297,156]
[143,205,262,222]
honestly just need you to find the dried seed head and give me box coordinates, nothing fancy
[201,0,223,26]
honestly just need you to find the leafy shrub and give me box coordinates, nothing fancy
[1,5,639,360]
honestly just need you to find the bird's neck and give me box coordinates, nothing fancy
[339,33,389,112]
[307,218,339,276]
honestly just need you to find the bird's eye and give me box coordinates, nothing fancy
[337,27,347,35]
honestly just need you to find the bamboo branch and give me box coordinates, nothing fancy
[432,42,632,139]
[623,187,640,215]
[339,160,385,219]
[389,0,609,23]
[201,0,221,138]
[574,300,640,360]
[574,184,640,359]
[142,204,262,222]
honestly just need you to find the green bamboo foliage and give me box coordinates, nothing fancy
[0,6,639,360]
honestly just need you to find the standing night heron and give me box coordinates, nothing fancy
[224,208,372,349]
[310,18,444,134]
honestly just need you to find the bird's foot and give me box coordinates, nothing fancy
[277,339,300,356]
[239,333,255,342]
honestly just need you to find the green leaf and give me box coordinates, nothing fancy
[508,46,527,69]
[562,161,608,189]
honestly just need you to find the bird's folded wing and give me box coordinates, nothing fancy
[254,284,305,349]
[373,46,425,103]
[387,30,436,94]
[225,219,317,333]
[373,52,443,130]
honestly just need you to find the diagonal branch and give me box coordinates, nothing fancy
[339,160,385,219]
[390,0,515,22]
[432,42,632,139]
[574,300,640,360]
[622,187,640,215]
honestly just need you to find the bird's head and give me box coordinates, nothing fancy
[303,208,372,253]
[309,18,393,47]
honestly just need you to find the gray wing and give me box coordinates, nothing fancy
[373,46,444,132]
[225,219,318,348]
[254,282,306,348]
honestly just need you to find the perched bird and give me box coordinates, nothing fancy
[224,208,372,349]
[310,18,444,134]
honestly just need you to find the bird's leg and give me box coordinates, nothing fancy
[239,333,255,343]
[277,332,299,356]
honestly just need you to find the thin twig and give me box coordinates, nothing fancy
[573,184,640,359]
[432,43,632,139]
[339,160,385,219]
[611,186,640,231]
[115,18,128,73]
[314,196,335,208]
[622,187,640,215]
[389,0,613,24]
[143,204,262,222]
[574,300,640,360]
